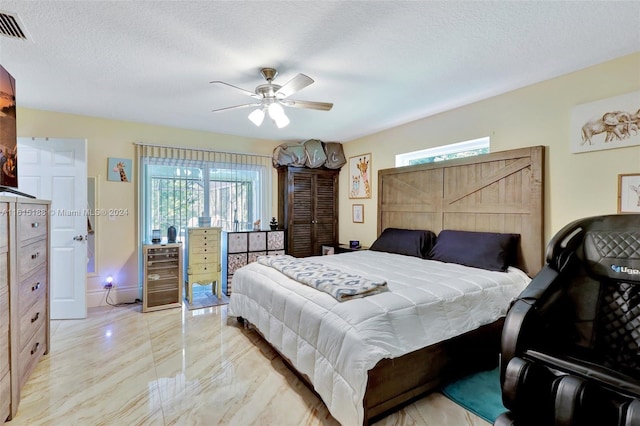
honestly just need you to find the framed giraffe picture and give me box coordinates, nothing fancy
[348,153,372,199]
[107,157,132,182]
[618,173,640,213]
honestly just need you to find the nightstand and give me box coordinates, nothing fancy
[335,244,369,254]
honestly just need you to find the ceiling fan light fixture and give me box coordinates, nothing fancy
[268,102,289,128]
[248,108,265,126]
[274,113,290,128]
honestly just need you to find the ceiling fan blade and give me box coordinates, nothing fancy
[212,103,261,113]
[275,74,314,98]
[283,99,333,111]
[210,81,259,98]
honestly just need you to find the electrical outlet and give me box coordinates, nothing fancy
[104,283,113,289]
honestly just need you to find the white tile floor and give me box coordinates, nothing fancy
[9,303,490,425]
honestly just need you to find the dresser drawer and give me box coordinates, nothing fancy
[17,204,48,242]
[0,252,7,290]
[188,244,219,256]
[146,246,179,257]
[0,372,9,424]
[187,251,218,265]
[19,266,47,314]
[0,287,8,378]
[0,202,8,250]
[19,296,47,351]
[18,238,47,281]
[188,233,219,248]
[18,322,46,389]
[187,262,220,275]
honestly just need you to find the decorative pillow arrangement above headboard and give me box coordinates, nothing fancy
[369,228,437,259]
[429,230,520,272]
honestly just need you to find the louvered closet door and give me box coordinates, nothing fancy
[313,173,337,255]
[290,172,313,257]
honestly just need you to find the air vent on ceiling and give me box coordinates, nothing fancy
[0,10,29,41]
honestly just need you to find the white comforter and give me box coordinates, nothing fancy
[228,250,530,425]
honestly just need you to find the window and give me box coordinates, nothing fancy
[137,144,272,244]
[395,137,490,167]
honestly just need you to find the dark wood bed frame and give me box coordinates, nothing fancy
[243,145,545,425]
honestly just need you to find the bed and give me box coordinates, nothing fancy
[228,145,545,425]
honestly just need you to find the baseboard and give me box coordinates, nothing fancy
[88,284,142,308]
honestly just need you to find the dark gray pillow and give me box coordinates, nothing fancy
[369,228,437,258]
[429,230,520,272]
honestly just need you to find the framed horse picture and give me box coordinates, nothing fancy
[571,90,640,154]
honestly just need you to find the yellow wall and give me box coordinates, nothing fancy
[339,52,640,249]
[16,109,281,305]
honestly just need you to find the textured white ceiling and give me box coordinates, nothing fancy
[0,1,639,143]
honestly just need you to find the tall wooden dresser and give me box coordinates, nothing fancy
[277,167,339,257]
[0,199,11,422]
[142,243,183,312]
[185,227,222,303]
[221,230,285,295]
[0,197,50,421]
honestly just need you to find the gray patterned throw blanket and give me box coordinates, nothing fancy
[257,255,388,301]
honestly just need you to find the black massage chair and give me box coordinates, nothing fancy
[495,214,640,426]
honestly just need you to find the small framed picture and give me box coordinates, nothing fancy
[107,157,132,182]
[352,204,364,223]
[618,173,640,213]
[348,153,372,199]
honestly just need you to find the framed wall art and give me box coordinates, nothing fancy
[349,153,372,199]
[107,157,132,182]
[352,204,364,223]
[618,173,640,213]
[571,90,640,154]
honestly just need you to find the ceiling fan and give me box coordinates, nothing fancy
[210,68,333,128]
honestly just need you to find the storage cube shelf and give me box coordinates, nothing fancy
[222,230,285,296]
[142,243,183,312]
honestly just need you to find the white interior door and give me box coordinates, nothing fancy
[18,137,87,319]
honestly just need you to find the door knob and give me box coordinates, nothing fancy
[73,235,84,241]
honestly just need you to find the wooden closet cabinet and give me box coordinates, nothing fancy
[277,167,339,258]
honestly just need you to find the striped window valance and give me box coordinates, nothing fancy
[135,143,272,167]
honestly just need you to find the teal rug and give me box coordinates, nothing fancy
[441,367,505,423]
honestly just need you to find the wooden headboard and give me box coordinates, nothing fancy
[377,145,544,275]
